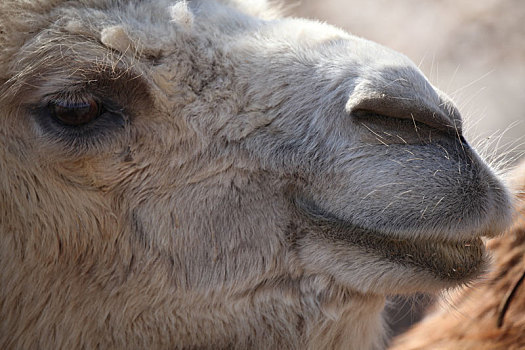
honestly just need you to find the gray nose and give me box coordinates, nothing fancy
[345,66,462,134]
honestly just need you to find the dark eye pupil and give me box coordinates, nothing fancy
[50,99,100,126]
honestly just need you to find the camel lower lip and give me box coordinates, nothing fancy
[355,233,486,281]
[296,198,486,281]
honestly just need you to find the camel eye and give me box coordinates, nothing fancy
[49,98,101,126]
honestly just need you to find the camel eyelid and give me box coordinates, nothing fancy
[27,95,127,146]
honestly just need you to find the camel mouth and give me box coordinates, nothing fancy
[295,197,487,282]
[352,232,486,282]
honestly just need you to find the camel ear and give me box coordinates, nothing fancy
[345,75,461,134]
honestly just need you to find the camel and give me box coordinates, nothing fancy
[0,0,513,349]
[390,160,525,350]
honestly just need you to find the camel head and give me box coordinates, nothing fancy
[0,0,513,348]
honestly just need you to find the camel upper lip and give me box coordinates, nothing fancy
[295,197,487,281]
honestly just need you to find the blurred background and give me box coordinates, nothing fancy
[285,0,525,338]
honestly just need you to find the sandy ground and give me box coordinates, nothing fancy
[287,0,525,168]
[285,0,525,337]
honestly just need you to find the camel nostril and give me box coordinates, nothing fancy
[346,93,458,134]
[345,67,464,135]
[349,103,455,135]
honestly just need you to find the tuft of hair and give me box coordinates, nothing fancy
[169,1,194,31]
[100,25,134,53]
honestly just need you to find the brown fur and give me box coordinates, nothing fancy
[390,161,525,350]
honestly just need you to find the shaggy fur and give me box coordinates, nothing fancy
[0,0,513,349]
[390,161,525,350]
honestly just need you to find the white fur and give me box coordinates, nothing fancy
[169,1,194,30]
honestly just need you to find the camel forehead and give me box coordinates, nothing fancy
[0,1,196,66]
[0,2,239,70]
[0,0,417,78]
[0,0,399,58]
[0,0,266,40]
